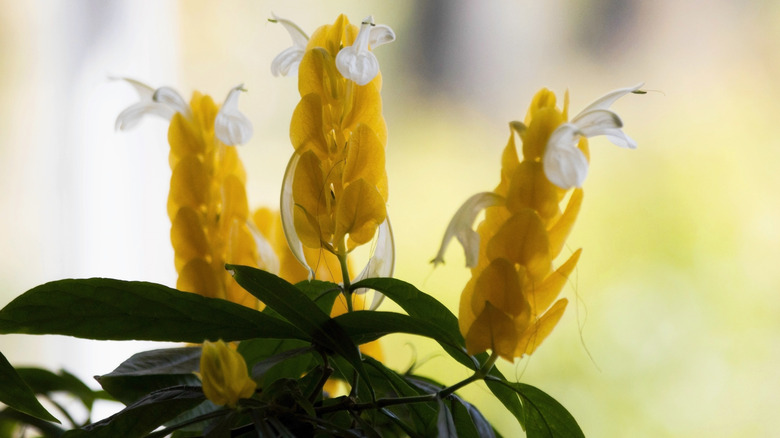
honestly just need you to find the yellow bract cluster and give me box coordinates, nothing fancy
[199,340,257,408]
[460,89,585,361]
[167,93,264,309]
[289,15,389,256]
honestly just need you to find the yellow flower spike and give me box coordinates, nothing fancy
[199,340,257,408]
[515,298,568,357]
[485,210,552,281]
[471,258,530,319]
[465,301,518,360]
[437,85,640,361]
[278,15,396,285]
[116,79,270,309]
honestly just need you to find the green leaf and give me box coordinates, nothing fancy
[96,347,202,405]
[0,350,59,423]
[363,356,437,436]
[332,311,466,355]
[0,278,307,343]
[15,367,104,412]
[62,386,206,438]
[227,265,372,397]
[293,280,342,315]
[436,398,456,438]
[490,379,584,438]
[349,277,475,369]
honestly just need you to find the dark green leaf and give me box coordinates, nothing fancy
[62,386,206,438]
[0,408,65,436]
[436,398,457,438]
[96,347,202,405]
[16,367,102,412]
[490,379,584,438]
[0,278,307,343]
[333,311,465,352]
[293,280,342,315]
[0,350,59,423]
[363,357,437,436]
[227,265,372,398]
[349,278,475,369]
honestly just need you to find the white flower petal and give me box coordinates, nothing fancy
[573,109,623,138]
[353,217,395,310]
[115,101,175,131]
[271,46,305,77]
[280,153,315,279]
[270,14,309,77]
[432,192,505,268]
[152,86,191,118]
[575,82,644,116]
[543,124,589,189]
[335,17,379,86]
[369,24,396,48]
[603,128,638,149]
[215,84,253,146]
[115,77,156,100]
[272,13,309,48]
[115,78,183,130]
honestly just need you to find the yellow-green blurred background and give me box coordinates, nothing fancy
[2,1,779,436]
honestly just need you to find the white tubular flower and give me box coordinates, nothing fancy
[335,16,395,86]
[270,14,309,77]
[431,192,505,268]
[543,83,643,189]
[215,84,253,146]
[353,217,395,310]
[114,78,189,130]
[280,152,315,279]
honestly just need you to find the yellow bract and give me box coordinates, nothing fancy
[167,92,265,309]
[199,340,257,408]
[459,89,585,361]
[288,14,389,257]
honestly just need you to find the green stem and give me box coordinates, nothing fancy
[317,351,501,415]
[337,251,353,312]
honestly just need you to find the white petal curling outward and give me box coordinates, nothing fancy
[543,124,589,189]
[114,78,181,130]
[576,83,644,115]
[353,217,395,310]
[432,192,505,268]
[335,16,381,86]
[215,84,253,146]
[270,14,309,77]
[569,109,622,138]
[280,152,315,279]
[542,83,643,188]
[152,86,191,118]
[369,24,396,48]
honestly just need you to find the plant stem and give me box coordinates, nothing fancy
[317,351,501,415]
[337,251,353,312]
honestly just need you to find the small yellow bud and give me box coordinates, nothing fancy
[199,340,257,408]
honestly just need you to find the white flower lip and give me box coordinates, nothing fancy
[114,78,188,131]
[280,152,315,280]
[270,14,309,77]
[543,83,643,189]
[335,16,396,86]
[353,217,395,309]
[215,84,253,146]
[432,192,505,268]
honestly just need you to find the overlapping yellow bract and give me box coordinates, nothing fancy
[460,89,585,361]
[167,92,265,309]
[199,340,257,408]
[289,14,389,256]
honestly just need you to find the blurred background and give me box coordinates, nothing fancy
[1,0,779,436]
